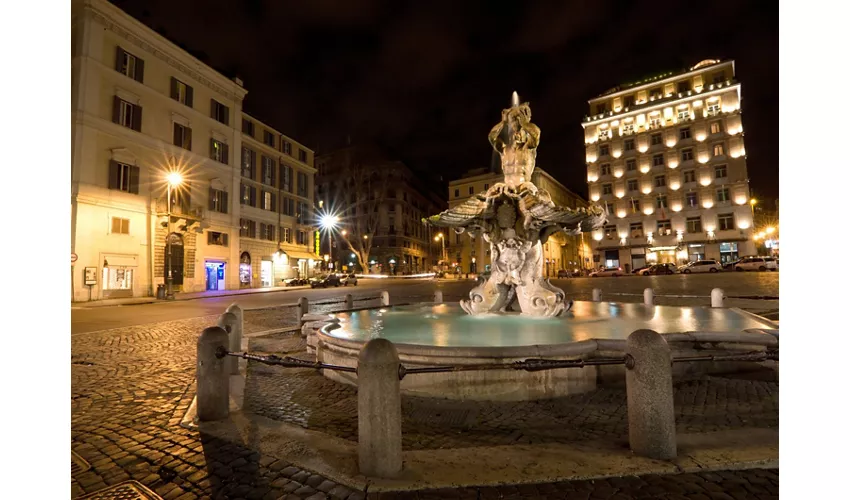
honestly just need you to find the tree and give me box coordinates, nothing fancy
[330,162,391,273]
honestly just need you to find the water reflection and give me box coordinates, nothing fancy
[328,303,774,348]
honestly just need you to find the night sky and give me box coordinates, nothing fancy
[114,0,778,203]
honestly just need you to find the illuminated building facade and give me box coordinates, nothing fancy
[71,0,316,301]
[582,59,756,271]
[446,168,592,275]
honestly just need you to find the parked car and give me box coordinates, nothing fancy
[590,267,623,277]
[638,264,677,276]
[340,273,358,286]
[679,259,722,274]
[284,277,308,286]
[557,269,570,278]
[631,266,649,275]
[733,257,779,272]
[310,274,342,288]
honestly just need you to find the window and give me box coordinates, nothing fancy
[242,118,255,136]
[718,213,735,231]
[468,186,474,195]
[211,99,229,125]
[282,197,295,216]
[108,161,139,194]
[115,47,144,83]
[710,120,722,134]
[653,154,664,166]
[686,192,698,207]
[679,127,691,140]
[208,188,228,214]
[654,175,666,188]
[649,115,662,129]
[112,97,141,131]
[262,191,276,211]
[712,71,725,84]
[622,123,634,136]
[630,199,641,212]
[595,103,608,115]
[677,108,691,121]
[716,187,730,202]
[298,149,307,162]
[630,222,643,237]
[454,188,460,198]
[283,141,292,155]
[683,170,696,183]
[111,217,130,235]
[173,123,192,150]
[719,242,738,264]
[686,217,702,233]
[713,143,725,157]
[656,195,668,209]
[602,183,613,195]
[210,139,228,164]
[623,95,635,108]
[657,220,672,234]
[605,202,614,214]
[677,81,690,93]
[599,145,610,157]
[264,130,275,148]
[627,179,638,191]
[260,223,275,241]
[240,183,256,207]
[241,147,256,179]
[261,156,276,185]
[282,227,292,243]
[624,139,635,151]
[650,88,662,100]
[296,202,308,224]
[280,164,293,192]
[207,231,229,246]
[681,148,694,161]
[240,219,256,238]
[170,78,193,107]
[626,159,636,171]
[706,101,721,117]
[600,163,611,175]
[297,172,308,197]
[715,165,728,179]
[651,133,662,145]
[604,225,617,239]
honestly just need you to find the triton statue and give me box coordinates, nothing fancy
[426,92,606,317]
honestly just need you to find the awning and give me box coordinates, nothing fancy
[284,249,322,261]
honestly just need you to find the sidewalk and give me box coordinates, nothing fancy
[72,284,311,308]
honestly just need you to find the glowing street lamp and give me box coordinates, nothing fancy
[434,233,447,264]
[765,227,775,235]
[165,172,183,300]
[319,212,340,271]
[749,198,757,219]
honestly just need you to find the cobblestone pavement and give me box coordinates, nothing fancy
[71,306,778,499]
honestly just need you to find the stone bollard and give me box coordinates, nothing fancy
[346,293,354,310]
[711,288,725,308]
[592,288,602,302]
[358,339,402,478]
[643,288,654,306]
[434,290,443,303]
[298,297,310,327]
[626,329,676,460]
[197,326,230,422]
[381,291,390,307]
[218,312,239,375]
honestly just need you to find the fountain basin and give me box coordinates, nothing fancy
[312,302,777,401]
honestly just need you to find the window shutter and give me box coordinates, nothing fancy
[210,99,216,119]
[115,46,125,72]
[108,161,121,190]
[271,193,277,213]
[132,104,142,131]
[129,166,140,194]
[173,124,181,147]
[223,233,229,246]
[207,231,213,245]
[251,186,257,207]
[112,96,121,124]
[134,57,145,83]
[223,105,229,126]
[222,191,229,214]
[222,143,229,165]
[186,127,192,150]
[186,85,194,108]
[170,77,178,100]
[209,187,216,210]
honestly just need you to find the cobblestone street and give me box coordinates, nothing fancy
[71,298,778,499]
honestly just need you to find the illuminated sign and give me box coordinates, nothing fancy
[314,231,320,256]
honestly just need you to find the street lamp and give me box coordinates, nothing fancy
[165,172,183,300]
[749,198,757,219]
[319,212,340,271]
[434,233,446,268]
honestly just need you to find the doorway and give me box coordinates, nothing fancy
[260,260,273,287]
[205,261,226,291]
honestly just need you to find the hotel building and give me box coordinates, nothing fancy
[446,168,593,275]
[71,0,317,301]
[582,59,756,272]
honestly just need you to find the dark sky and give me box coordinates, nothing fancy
[114,0,778,203]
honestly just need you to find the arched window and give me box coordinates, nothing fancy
[239,252,251,285]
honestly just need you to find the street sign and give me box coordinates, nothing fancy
[71,253,78,263]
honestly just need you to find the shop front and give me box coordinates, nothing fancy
[239,252,252,288]
[646,246,679,265]
[101,253,138,299]
[687,244,706,263]
[260,260,273,287]
[630,248,646,271]
[603,249,620,268]
[282,249,322,279]
[205,261,226,291]
[719,242,740,264]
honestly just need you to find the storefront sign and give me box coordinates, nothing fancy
[314,231,320,256]
[84,267,97,286]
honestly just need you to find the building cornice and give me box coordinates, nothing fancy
[83,0,248,103]
[588,61,734,104]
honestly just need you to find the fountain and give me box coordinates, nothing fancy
[310,94,777,401]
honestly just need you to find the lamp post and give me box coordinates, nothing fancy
[319,213,339,272]
[165,172,183,300]
[749,198,757,220]
[434,233,446,269]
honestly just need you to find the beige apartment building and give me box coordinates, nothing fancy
[445,168,592,276]
[71,0,317,302]
[582,59,756,272]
